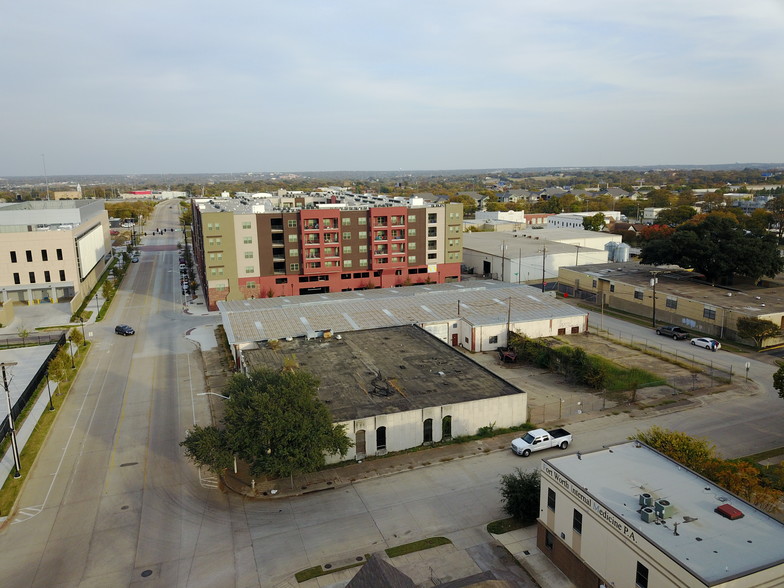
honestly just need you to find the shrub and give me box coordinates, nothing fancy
[500,468,540,522]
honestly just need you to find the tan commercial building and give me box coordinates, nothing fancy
[558,263,784,346]
[0,201,111,314]
[540,442,784,587]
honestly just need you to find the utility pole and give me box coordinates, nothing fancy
[541,245,547,292]
[650,270,661,327]
[575,244,581,266]
[2,362,21,478]
[500,241,506,282]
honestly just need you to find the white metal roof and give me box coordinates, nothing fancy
[219,281,585,345]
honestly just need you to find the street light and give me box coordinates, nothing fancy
[79,316,86,345]
[46,372,55,411]
[650,270,661,328]
[1,361,22,478]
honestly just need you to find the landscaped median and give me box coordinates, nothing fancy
[294,537,452,583]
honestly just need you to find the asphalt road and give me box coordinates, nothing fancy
[1,219,783,587]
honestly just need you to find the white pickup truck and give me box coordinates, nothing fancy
[511,428,573,457]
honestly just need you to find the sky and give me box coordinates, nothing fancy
[2,1,783,176]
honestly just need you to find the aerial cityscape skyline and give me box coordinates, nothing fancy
[3,1,783,176]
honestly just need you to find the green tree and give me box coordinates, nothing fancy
[765,195,784,241]
[447,194,476,215]
[499,468,541,522]
[640,214,784,284]
[631,426,715,472]
[48,348,72,382]
[655,206,697,226]
[180,425,234,475]
[17,326,30,346]
[221,367,352,482]
[736,316,781,348]
[69,327,84,347]
[582,212,605,232]
[773,362,784,400]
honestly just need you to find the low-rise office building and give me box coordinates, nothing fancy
[0,201,110,313]
[540,442,784,587]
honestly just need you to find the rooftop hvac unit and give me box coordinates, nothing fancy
[640,507,657,523]
[639,493,653,507]
[654,499,674,519]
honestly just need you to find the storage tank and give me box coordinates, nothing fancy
[604,241,618,261]
[614,243,631,262]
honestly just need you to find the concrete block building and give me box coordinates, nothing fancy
[0,201,110,313]
[191,196,464,310]
[243,325,527,462]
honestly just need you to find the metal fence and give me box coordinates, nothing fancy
[0,332,65,350]
[1,333,66,441]
[528,393,611,424]
[586,324,735,382]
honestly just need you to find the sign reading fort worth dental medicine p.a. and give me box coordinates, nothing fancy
[543,464,638,543]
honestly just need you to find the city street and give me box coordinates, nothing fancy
[0,208,783,587]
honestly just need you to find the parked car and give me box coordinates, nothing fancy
[691,337,720,351]
[655,325,690,340]
[131,257,139,263]
[115,325,135,336]
[511,428,572,457]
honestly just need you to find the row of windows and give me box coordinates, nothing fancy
[545,488,649,587]
[10,249,64,263]
[12,270,66,284]
[607,284,721,318]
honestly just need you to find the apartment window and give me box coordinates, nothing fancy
[547,488,556,511]
[358,217,367,225]
[244,251,254,259]
[289,249,299,257]
[10,251,17,263]
[242,221,251,229]
[703,307,717,320]
[359,245,367,253]
[342,217,351,226]
[245,266,254,274]
[634,290,643,300]
[359,259,368,267]
[342,246,352,254]
[635,562,649,588]
[288,219,297,228]
[544,531,554,550]
[592,279,597,288]
[343,259,353,268]
[489,335,498,344]
[41,249,49,261]
[408,214,416,222]
[26,250,33,262]
[216,284,226,291]
[29,271,36,283]
[209,253,215,262]
[290,263,300,271]
[288,234,298,242]
[427,253,437,260]
[610,284,615,292]
[243,237,253,244]
[44,271,51,282]
[214,223,220,231]
[247,282,256,289]
[428,213,437,223]
[210,269,217,276]
[358,231,367,239]
[408,228,417,236]
[573,510,583,534]
[59,270,65,281]
[408,242,416,250]
[666,297,677,309]
[207,223,213,230]
[13,273,20,285]
[408,255,417,263]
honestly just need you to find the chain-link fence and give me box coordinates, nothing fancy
[528,393,612,424]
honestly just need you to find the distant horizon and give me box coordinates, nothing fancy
[3,162,783,184]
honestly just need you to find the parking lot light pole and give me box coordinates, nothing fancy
[2,362,22,478]
[79,316,86,345]
[68,337,75,368]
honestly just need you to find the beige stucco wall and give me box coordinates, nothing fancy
[540,464,784,587]
[327,392,527,463]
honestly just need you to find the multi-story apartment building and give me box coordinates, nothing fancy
[191,196,463,310]
[0,200,111,313]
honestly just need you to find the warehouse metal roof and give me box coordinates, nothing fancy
[219,281,586,346]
